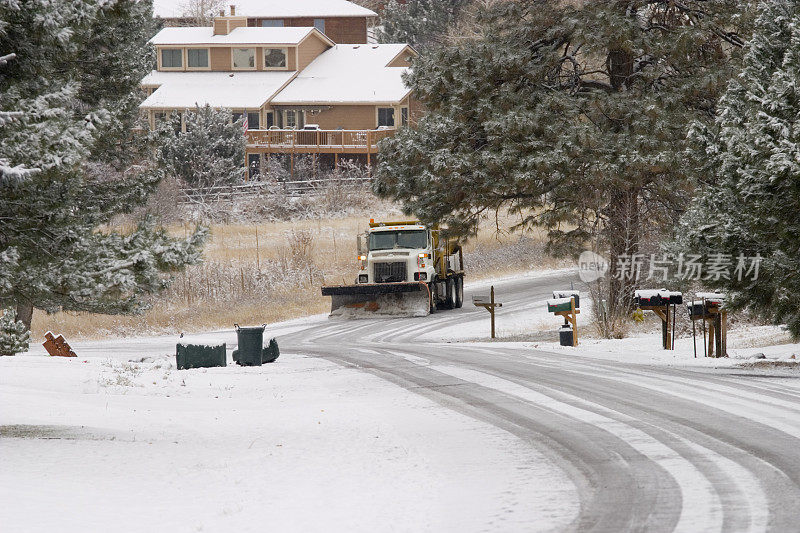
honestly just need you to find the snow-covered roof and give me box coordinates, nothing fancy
[153,0,377,19]
[271,44,413,105]
[150,26,321,46]
[139,71,295,109]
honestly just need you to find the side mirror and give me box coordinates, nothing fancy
[357,233,366,255]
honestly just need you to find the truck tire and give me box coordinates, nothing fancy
[445,277,456,309]
[455,276,464,308]
[429,282,437,314]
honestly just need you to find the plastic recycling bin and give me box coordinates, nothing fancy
[234,325,264,366]
[176,343,226,370]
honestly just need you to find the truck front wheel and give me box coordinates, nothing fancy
[455,276,464,308]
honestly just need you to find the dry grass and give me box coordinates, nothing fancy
[32,205,564,340]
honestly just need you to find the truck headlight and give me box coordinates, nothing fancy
[358,274,368,283]
[414,272,427,281]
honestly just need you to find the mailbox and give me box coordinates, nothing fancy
[634,289,683,307]
[552,290,580,309]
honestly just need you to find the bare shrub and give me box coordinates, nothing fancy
[145,174,185,223]
[465,234,570,279]
[587,279,630,339]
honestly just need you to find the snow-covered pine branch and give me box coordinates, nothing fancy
[0,52,40,185]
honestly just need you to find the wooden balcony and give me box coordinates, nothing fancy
[246,128,396,155]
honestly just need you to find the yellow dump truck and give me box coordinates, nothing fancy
[321,219,465,316]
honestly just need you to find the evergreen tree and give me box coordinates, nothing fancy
[678,0,800,336]
[378,0,469,48]
[0,0,205,333]
[375,0,752,323]
[0,307,29,356]
[154,105,247,189]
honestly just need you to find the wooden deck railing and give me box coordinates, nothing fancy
[246,128,396,153]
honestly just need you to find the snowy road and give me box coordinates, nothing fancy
[3,271,800,531]
[277,271,800,532]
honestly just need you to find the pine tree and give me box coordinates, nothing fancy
[0,0,206,332]
[678,0,800,336]
[375,0,753,324]
[155,105,247,189]
[378,0,469,48]
[0,308,30,356]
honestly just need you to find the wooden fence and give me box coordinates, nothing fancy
[180,177,371,203]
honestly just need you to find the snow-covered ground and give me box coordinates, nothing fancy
[4,270,800,531]
[1,335,578,532]
[530,324,799,368]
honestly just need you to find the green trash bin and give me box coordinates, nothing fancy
[233,324,264,366]
[176,342,226,370]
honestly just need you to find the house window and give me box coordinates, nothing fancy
[187,48,209,68]
[161,49,182,69]
[266,111,274,129]
[285,110,296,129]
[314,19,325,33]
[232,48,255,69]
[401,107,408,126]
[247,112,260,130]
[232,111,243,126]
[264,48,287,69]
[378,107,395,127]
[261,19,284,27]
[248,154,261,179]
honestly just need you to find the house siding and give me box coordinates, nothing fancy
[297,35,330,71]
[387,51,414,68]
[306,105,377,129]
[210,47,231,70]
[248,17,368,44]
[323,18,367,44]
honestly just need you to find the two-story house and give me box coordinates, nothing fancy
[153,0,378,44]
[140,14,418,177]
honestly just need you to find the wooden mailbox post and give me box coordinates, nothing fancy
[547,291,580,347]
[473,285,502,339]
[687,293,727,358]
[634,289,683,350]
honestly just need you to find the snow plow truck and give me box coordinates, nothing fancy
[321,219,465,316]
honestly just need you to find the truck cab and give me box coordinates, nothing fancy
[356,222,435,285]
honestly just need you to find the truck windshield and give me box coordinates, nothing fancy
[369,230,427,251]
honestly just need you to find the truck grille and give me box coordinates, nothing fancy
[373,261,407,283]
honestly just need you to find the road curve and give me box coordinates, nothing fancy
[279,272,800,532]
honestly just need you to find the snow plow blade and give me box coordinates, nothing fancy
[322,282,430,318]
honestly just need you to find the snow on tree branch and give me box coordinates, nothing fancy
[0,52,40,185]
